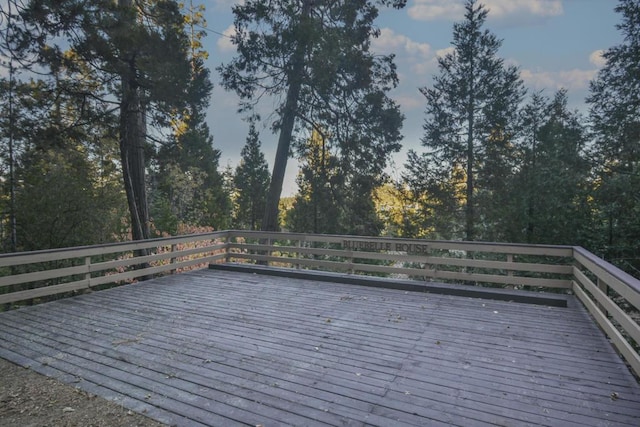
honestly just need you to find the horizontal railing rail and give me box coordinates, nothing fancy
[0,231,229,305]
[0,230,638,377]
[572,246,640,377]
[226,230,575,289]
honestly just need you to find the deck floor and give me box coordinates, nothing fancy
[1,268,639,426]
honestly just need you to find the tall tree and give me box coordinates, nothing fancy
[233,124,270,230]
[219,0,406,232]
[4,0,200,246]
[401,151,465,239]
[508,90,590,245]
[0,72,126,250]
[412,0,524,240]
[151,1,230,233]
[587,0,640,273]
[286,128,341,234]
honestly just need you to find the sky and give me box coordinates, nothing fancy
[203,0,623,196]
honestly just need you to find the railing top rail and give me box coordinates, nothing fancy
[573,246,640,295]
[227,230,574,252]
[0,231,229,268]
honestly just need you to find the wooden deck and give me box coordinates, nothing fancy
[0,268,639,426]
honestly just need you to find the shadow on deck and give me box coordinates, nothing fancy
[0,267,639,426]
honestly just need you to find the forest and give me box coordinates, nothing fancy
[0,0,638,279]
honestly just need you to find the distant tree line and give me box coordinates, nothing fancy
[0,0,638,278]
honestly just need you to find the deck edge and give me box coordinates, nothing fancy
[208,263,569,307]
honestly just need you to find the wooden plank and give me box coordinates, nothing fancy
[12,284,608,424]
[0,263,89,289]
[88,243,226,273]
[211,264,570,307]
[223,256,572,289]
[1,269,639,427]
[0,231,228,268]
[229,243,572,274]
[0,302,444,425]
[229,250,572,288]
[227,230,574,257]
[41,274,640,388]
[0,278,89,304]
[89,255,223,287]
[62,278,640,424]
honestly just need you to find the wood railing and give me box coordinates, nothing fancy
[226,231,575,289]
[0,230,638,377]
[0,231,228,305]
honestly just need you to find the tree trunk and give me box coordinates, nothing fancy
[119,0,150,258]
[465,92,475,242]
[120,77,150,244]
[261,0,313,232]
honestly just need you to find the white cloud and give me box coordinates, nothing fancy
[589,50,606,68]
[372,28,431,58]
[372,28,436,75]
[483,0,563,19]
[217,24,236,53]
[408,1,464,21]
[408,0,563,21]
[435,46,455,59]
[520,68,597,91]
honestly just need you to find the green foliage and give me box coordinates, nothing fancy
[587,0,640,273]
[4,0,210,245]
[151,120,231,234]
[286,129,341,234]
[286,128,387,236]
[14,147,126,250]
[401,150,465,239]
[233,124,270,230]
[507,90,591,245]
[0,61,127,251]
[407,0,525,241]
[219,0,405,231]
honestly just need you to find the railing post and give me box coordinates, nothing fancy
[170,244,177,274]
[348,244,354,275]
[295,238,301,270]
[85,256,92,288]
[224,234,231,264]
[506,254,514,289]
[597,277,608,317]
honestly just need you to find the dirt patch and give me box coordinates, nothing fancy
[0,358,167,427]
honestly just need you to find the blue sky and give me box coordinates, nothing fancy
[204,0,623,195]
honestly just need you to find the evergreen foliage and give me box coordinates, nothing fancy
[3,0,205,245]
[286,129,341,234]
[587,0,640,273]
[507,90,591,245]
[408,0,525,241]
[219,0,406,231]
[233,124,270,230]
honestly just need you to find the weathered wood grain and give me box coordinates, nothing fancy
[1,268,639,426]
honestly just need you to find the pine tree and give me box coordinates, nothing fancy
[508,90,590,245]
[286,128,341,234]
[0,74,126,250]
[233,124,270,231]
[151,1,230,233]
[587,0,640,273]
[219,0,406,232]
[4,0,203,247]
[411,0,525,240]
